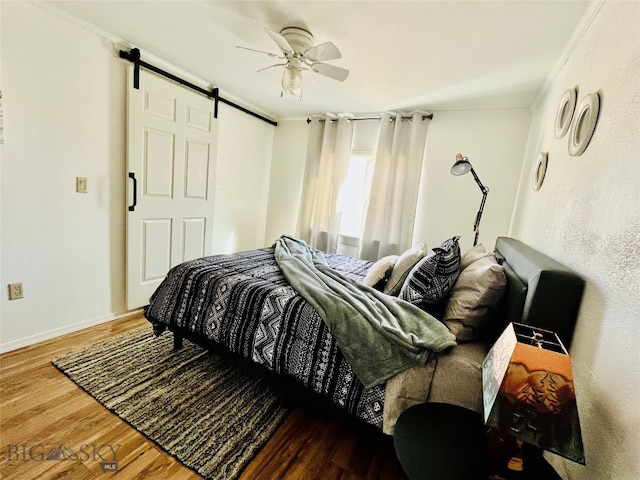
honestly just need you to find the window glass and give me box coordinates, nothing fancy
[338,153,373,238]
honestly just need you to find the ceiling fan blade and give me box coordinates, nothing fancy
[236,45,283,58]
[306,42,342,62]
[310,63,350,82]
[256,63,286,73]
[265,28,294,54]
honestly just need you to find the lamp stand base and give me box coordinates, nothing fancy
[484,429,562,480]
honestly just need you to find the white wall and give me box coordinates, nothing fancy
[213,103,274,253]
[1,1,128,351]
[509,2,640,479]
[413,109,531,253]
[0,2,274,352]
[264,119,309,244]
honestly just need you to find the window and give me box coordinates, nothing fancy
[338,152,374,238]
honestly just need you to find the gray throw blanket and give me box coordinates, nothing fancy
[274,236,456,387]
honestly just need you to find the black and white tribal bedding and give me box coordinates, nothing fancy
[144,247,387,429]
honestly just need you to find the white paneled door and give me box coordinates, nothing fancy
[126,68,217,309]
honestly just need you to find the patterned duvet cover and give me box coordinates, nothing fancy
[144,247,387,429]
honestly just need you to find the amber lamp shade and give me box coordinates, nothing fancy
[482,322,585,465]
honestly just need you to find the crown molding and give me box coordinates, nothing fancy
[531,0,606,112]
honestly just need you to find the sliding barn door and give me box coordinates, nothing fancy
[126,68,218,310]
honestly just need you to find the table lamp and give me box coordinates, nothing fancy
[450,153,489,246]
[482,322,585,471]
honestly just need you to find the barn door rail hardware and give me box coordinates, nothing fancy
[119,48,277,127]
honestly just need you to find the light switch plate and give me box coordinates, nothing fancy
[76,177,87,193]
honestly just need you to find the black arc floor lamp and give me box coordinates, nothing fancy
[451,153,489,246]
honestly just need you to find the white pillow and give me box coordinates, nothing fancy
[383,242,427,295]
[363,255,399,290]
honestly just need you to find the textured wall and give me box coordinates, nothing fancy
[510,2,640,479]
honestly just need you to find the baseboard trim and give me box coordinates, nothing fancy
[0,308,144,354]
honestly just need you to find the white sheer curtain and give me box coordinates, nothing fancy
[358,112,431,261]
[296,116,354,252]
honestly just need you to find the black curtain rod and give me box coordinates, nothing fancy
[306,113,433,124]
[119,48,277,127]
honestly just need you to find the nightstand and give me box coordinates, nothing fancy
[393,404,563,480]
[393,402,485,480]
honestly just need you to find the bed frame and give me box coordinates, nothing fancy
[491,236,584,348]
[163,236,584,427]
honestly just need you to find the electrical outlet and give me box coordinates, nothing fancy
[8,283,24,300]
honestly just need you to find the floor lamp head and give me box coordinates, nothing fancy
[451,153,489,246]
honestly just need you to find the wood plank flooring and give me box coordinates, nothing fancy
[0,313,406,480]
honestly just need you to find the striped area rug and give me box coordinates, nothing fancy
[53,327,289,480]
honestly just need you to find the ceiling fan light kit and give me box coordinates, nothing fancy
[239,26,349,97]
[282,60,303,96]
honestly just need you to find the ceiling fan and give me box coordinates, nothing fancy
[238,27,349,96]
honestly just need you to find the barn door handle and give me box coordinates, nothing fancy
[128,172,137,212]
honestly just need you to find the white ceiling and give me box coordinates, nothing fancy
[49,0,592,119]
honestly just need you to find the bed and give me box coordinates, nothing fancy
[144,235,584,434]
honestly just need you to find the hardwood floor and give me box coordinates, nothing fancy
[0,313,407,480]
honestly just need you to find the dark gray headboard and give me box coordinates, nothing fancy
[491,237,584,348]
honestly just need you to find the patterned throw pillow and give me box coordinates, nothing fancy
[399,236,461,308]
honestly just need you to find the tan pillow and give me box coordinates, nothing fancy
[460,243,495,270]
[383,242,427,295]
[443,255,506,341]
[363,255,399,290]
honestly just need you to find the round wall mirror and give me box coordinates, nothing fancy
[554,88,577,139]
[568,93,600,156]
[532,152,548,191]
